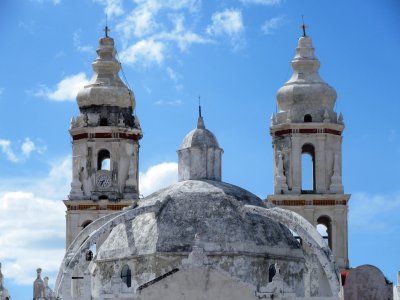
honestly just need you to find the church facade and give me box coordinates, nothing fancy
[0,25,396,300]
[52,31,344,300]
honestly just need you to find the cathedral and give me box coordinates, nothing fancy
[0,27,398,300]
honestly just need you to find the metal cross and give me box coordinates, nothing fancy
[104,15,110,37]
[104,25,110,37]
[301,15,308,37]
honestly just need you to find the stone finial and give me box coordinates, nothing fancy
[33,268,45,300]
[197,115,205,129]
[338,112,344,124]
[329,153,344,193]
[323,109,331,123]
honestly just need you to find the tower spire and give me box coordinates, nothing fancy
[198,96,202,118]
[197,96,205,129]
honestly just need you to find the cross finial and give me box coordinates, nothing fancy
[198,95,202,118]
[104,15,110,37]
[301,15,308,37]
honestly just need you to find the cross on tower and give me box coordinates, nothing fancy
[104,25,110,37]
[104,15,111,37]
[301,15,308,37]
[198,96,202,118]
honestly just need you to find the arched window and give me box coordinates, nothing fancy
[82,220,92,229]
[304,114,312,122]
[100,118,108,126]
[317,215,332,249]
[97,149,111,170]
[301,144,315,193]
[268,264,276,282]
[121,265,132,288]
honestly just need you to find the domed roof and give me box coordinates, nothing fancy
[276,36,337,122]
[180,116,219,149]
[96,180,302,260]
[76,36,135,109]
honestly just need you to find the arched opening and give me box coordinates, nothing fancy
[97,149,111,170]
[100,118,108,126]
[301,144,315,193]
[304,114,312,122]
[268,264,276,282]
[121,265,132,288]
[81,220,92,229]
[317,215,332,249]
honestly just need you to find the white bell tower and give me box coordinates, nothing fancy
[267,29,350,271]
[64,31,142,248]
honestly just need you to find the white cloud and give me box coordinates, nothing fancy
[207,9,244,36]
[0,138,46,162]
[119,39,165,66]
[113,0,208,67]
[30,0,61,5]
[0,139,18,162]
[93,0,124,19]
[166,67,180,82]
[116,4,158,40]
[261,16,286,35]
[239,0,282,5]
[155,15,213,51]
[34,72,91,101]
[154,99,183,106]
[73,30,94,53]
[166,67,184,91]
[350,192,400,232]
[0,157,70,285]
[206,9,244,50]
[18,20,36,34]
[139,162,178,196]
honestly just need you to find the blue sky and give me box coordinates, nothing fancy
[0,0,399,298]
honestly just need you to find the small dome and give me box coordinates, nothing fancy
[76,37,134,109]
[180,116,219,149]
[97,180,302,260]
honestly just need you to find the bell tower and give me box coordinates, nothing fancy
[267,30,350,271]
[64,32,142,247]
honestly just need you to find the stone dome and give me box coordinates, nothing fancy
[97,180,302,260]
[76,37,135,109]
[180,116,220,149]
[276,36,337,123]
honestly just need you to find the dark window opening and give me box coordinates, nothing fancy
[304,114,312,122]
[99,195,108,200]
[82,220,92,229]
[100,118,108,126]
[98,149,111,170]
[301,144,316,193]
[121,265,132,288]
[85,250,93,261]
[268,264,276,283]
[317,215,332,249]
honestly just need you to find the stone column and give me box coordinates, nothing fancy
[315,136,326,193]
